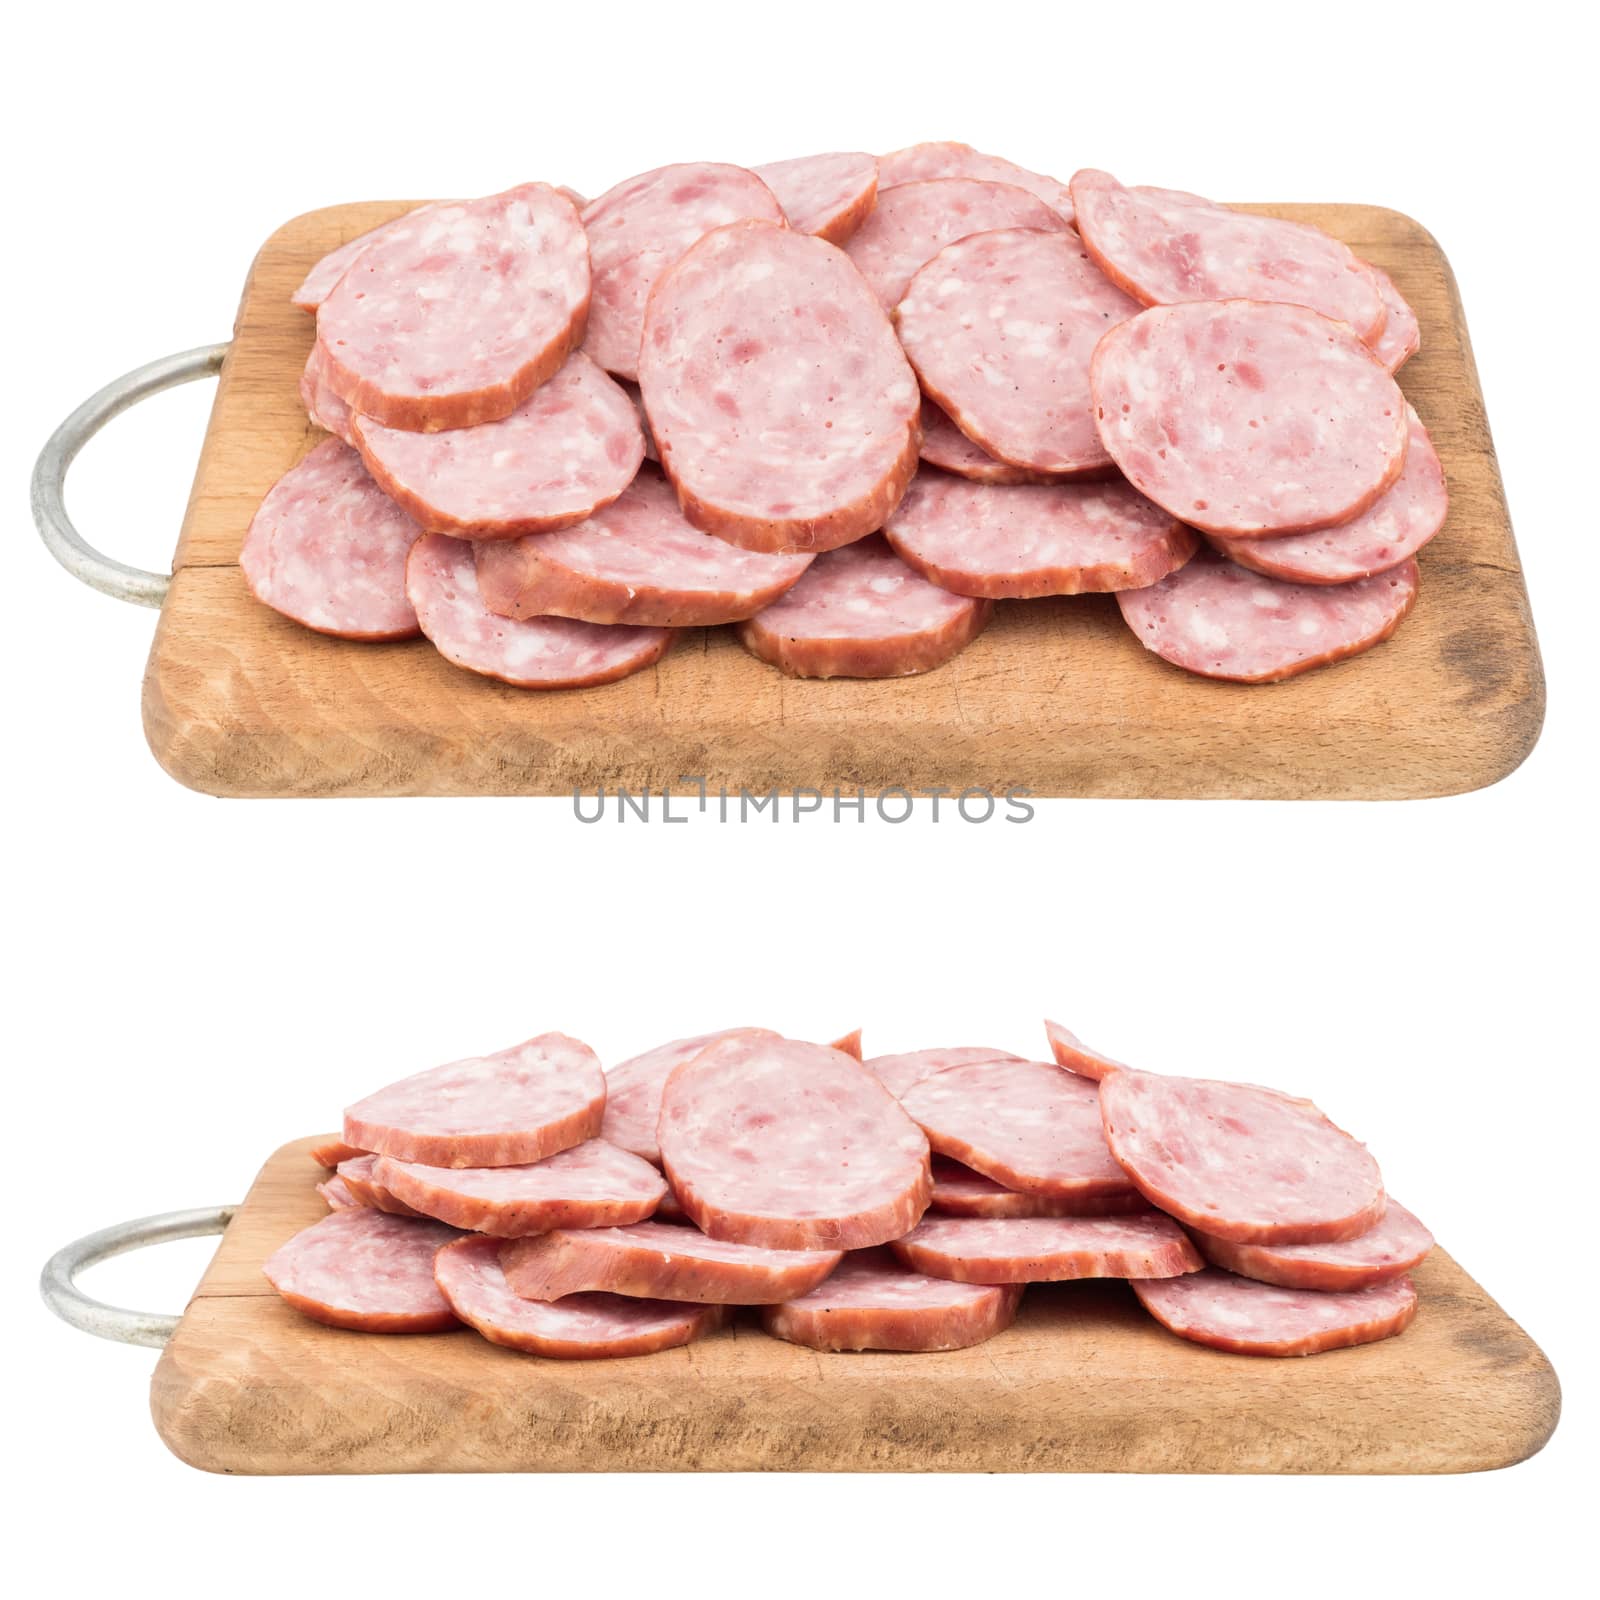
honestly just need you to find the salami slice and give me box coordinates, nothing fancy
[917,401,1056,484]
[657,1029,932,1250]
[336,1155,424,1217]
[640,221,921,555]
[1098,1069,1386,1245]
[1042,1019,1130,1082]
[897,1057,1138,1201]
[473,468,812,627]
[372,1140,666,1236]
[864,1047,1023,1100]
[299,343,355,445]
[1069,171,1385,339]
[754,152,878,244]
[240,438,421,641]
[843,178,1072,309]
[343,1032,605,1169]
[406,534,674,690]
[581,162,786,380]
[929,1158,1148,1219]
[1209,408,1446,584]
[262,1208,460,1333]
[895,228,1140,475]
[291,205,438,312]
[760,1247,1022,1353]
[1193,1200,1434,1291]
[878,142,1075,224]
[318,1176,358,1209]
[351,353,643,539]
[1131,1268,1418,1357]
[735,534,991,679]
[500,1220,842,1304]
[1116,547,1419,683]
[884,473,1197,599]
[1367,264,1421,373]
[892,1211,1202,1283]
[310,1140,368,1169]
[434,1235,724,1359]
[1091,300,1409,538]
[317,184,590,431]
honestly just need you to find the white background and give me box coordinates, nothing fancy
[7,3,1595,1595]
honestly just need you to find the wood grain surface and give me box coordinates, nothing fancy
[147,1136,1560,1476]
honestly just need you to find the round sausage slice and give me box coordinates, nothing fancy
[1042,1019,1132,1082]
[407,534,674,690]
[299,343,355,445]
[918,401,1057,484]
[657,1030,932,1250]
[351,353,643,539]
[336,1155,424,1217]
[317,1176,358,1209]
[864,1047,1022,1100]
[1116,547,1419,683]
[1091,300,1409,538]
[434,1236,724,1359]
[240,439,421,641]
[1367,264,1421,373]
[641,221,921,555]
[1099,1069,1386,1245]
[753,152,878,243]
[892,1212,1202,1283]
[736,534,991,679]
[884,472,1197,599]
[473,469,813,627]
[929,1158,1148,1219]
[1131,1268,1419,1357]
[500,1221,842,1304]
[263,1209,460,1332]
[291,205,438,312]
[1192,1200,1434,1291]
[760,1247,1022,1353]
[878,142,1075,223]
[343,1032,605,1169]
[317,184,590,431]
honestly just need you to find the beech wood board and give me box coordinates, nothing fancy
[147,1136,1560,1476]
[138,201,1543,800]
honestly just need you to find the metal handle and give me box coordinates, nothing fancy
[40,1206,237,1349]
[31,342,230,607]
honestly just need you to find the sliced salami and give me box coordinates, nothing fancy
[753,152,878,244]
[262,1208,460,1333]
[336,1155,424,1217]
[581,162,786,380]
[892,1211,1202,1283]
[1193,1200,1434,1291]
[1091,299,1409,538]
[878,142,1075,224]
[1098,1069,1386,1245]
[434,1235,724,1359]
[640,221,921,555]
[929,1158,1147,1219]
[317,184,590,431]
[240,438,421,641]
[1042,1019,1130,1082]
[291,205,438,313]
[657,1029,932,1250]
[473,468,812,627]
[917,401,1056,485]
[735,534,991,679]
[883,472,1197,599]
[895,228,1140,476]
[406,534,674,690]
[1116,547,1419,683]
[500,1220,842,1304]
[864,1047,1023,1101]
[1367,264,1421,373]
[310,1140,368,1169]
[351,352,643,539]
[343,1032,605,1169]
[760,1247,1022,1353]
[317,1176,358,1209]
[1131,1268,1418,1357]
[299,343,355,445]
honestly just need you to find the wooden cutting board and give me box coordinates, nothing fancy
[138,201,1541,801]
[148,1136,1559,1475]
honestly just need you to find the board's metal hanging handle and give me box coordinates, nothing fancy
[40,1206,237,1349]
[31,342,231,607]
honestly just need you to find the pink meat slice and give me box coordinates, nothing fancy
[883,471,1196,599]
[1116,547,1419,683]
[1042,1019,1132,1081]
[929,1158,1148,1219]
[351,352,643,538]
[473,468,812,627]
[864,1046,1023,1100]
[892,1211,1202,1283]
[434,1235,724,1359]
[581,162,787,381]
[500,1220,842,1304]
[373,1139,666,1236]
[753,152,879,244]
[657,1029,932,1250]
[310,1140,369,1170]
[240,438,421,641]
[1091,299,1409,538]
[290,204,439,312]
[336,1154,424,1217]
[406,533,674,690]
[1131,1268,1418,1357]
[917,401,1058,484]
[829,1029,864,1060]
[1209,408,1446,584]
[1366,263,1421,372]
[318,1176,359,1209]
[878,142,1075,224]
[299,343,356,445]
[843,178,1072,309]
[1098,1068,1386,1245]
[343,1031,605,1169]
[640,221,921,555]
[1069,170,1385,339]
[895,227,1140,475]
[1193,1200,1434,1291]
[316,184,590,431]
[736,534,992,679]
[262,1208,460,1333]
